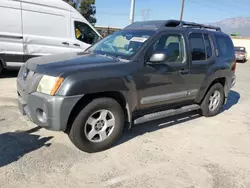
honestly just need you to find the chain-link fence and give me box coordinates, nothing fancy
[95,26,121,37]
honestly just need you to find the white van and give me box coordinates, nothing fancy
[0,0,101,74]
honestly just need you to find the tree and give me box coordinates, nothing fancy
[79,0,97,25]
[63,0,78,9]
[230,32,240,36]
[63,0,97,25]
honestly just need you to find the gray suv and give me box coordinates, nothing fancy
[17,20,236,153]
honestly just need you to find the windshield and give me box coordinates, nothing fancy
[235,47,245,52]
[87,30,155,60]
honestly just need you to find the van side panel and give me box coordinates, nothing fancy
[0,0,24,67]
[21,0,71,61]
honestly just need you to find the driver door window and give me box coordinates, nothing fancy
[146,34,185,64]
[74,21,99,45]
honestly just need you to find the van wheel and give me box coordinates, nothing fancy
[200,83,225,117]
[69,98,124,153]
[0,63,3,76]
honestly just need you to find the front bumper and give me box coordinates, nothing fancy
[18,89,82,132]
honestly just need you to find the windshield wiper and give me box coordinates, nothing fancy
[96,53,117,59]
[95,52,129,62]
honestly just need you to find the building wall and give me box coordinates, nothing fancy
[231,37,250,59]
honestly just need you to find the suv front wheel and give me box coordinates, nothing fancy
[200,83,225,117]
[69,98,124,153]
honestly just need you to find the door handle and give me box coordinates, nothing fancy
[73,43,80,47]
[62,42,69,45]
[179,69,189,74]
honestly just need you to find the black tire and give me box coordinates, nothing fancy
[69,98,124,153]
[0,62,3,77]
[200,83,225,117]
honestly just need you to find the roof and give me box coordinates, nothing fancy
[21,0,101,37]
[21,0,71,11]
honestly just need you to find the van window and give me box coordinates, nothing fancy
[216,35,234,59]
[189,33,206,61]
[74,21,99,45]
[204,34,212,59]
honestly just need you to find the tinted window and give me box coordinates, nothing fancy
[235,47,246,52]
[216,35,234,58]
[146,34,185,63]
[75,21,99,45]
[204,34,212,59]
[189,33,206,61]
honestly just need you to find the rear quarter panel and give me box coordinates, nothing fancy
[194,62,233,103]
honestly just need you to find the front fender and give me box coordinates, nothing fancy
[57,74,138,128]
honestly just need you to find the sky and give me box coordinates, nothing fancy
[95,0,250,28]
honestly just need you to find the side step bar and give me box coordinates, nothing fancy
[134,104,200,124]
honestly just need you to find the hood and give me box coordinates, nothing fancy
[26,52,120,76]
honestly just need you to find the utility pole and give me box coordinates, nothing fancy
[180,0,185,21]
[141,9,151,21]
[129,0,135,24]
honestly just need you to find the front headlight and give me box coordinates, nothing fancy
[37,75,64,95]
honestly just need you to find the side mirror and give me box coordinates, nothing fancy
[97,36,103,42]
[149,53,167,63]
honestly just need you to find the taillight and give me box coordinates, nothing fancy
[232,56,236,72]
[236,52,245,55]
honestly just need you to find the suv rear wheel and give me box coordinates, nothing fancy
[200,83,225,117]
[69,98,124,153]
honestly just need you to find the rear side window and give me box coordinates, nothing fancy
[216,35,234,59]
[204,34,212,59]
[189,33,206,61]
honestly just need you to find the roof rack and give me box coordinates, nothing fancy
[124,20,222,32]
[180,21,221,31]
[164,20,221,32]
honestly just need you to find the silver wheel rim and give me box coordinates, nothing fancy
[84,109,115,143]
[209,90,221,111]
